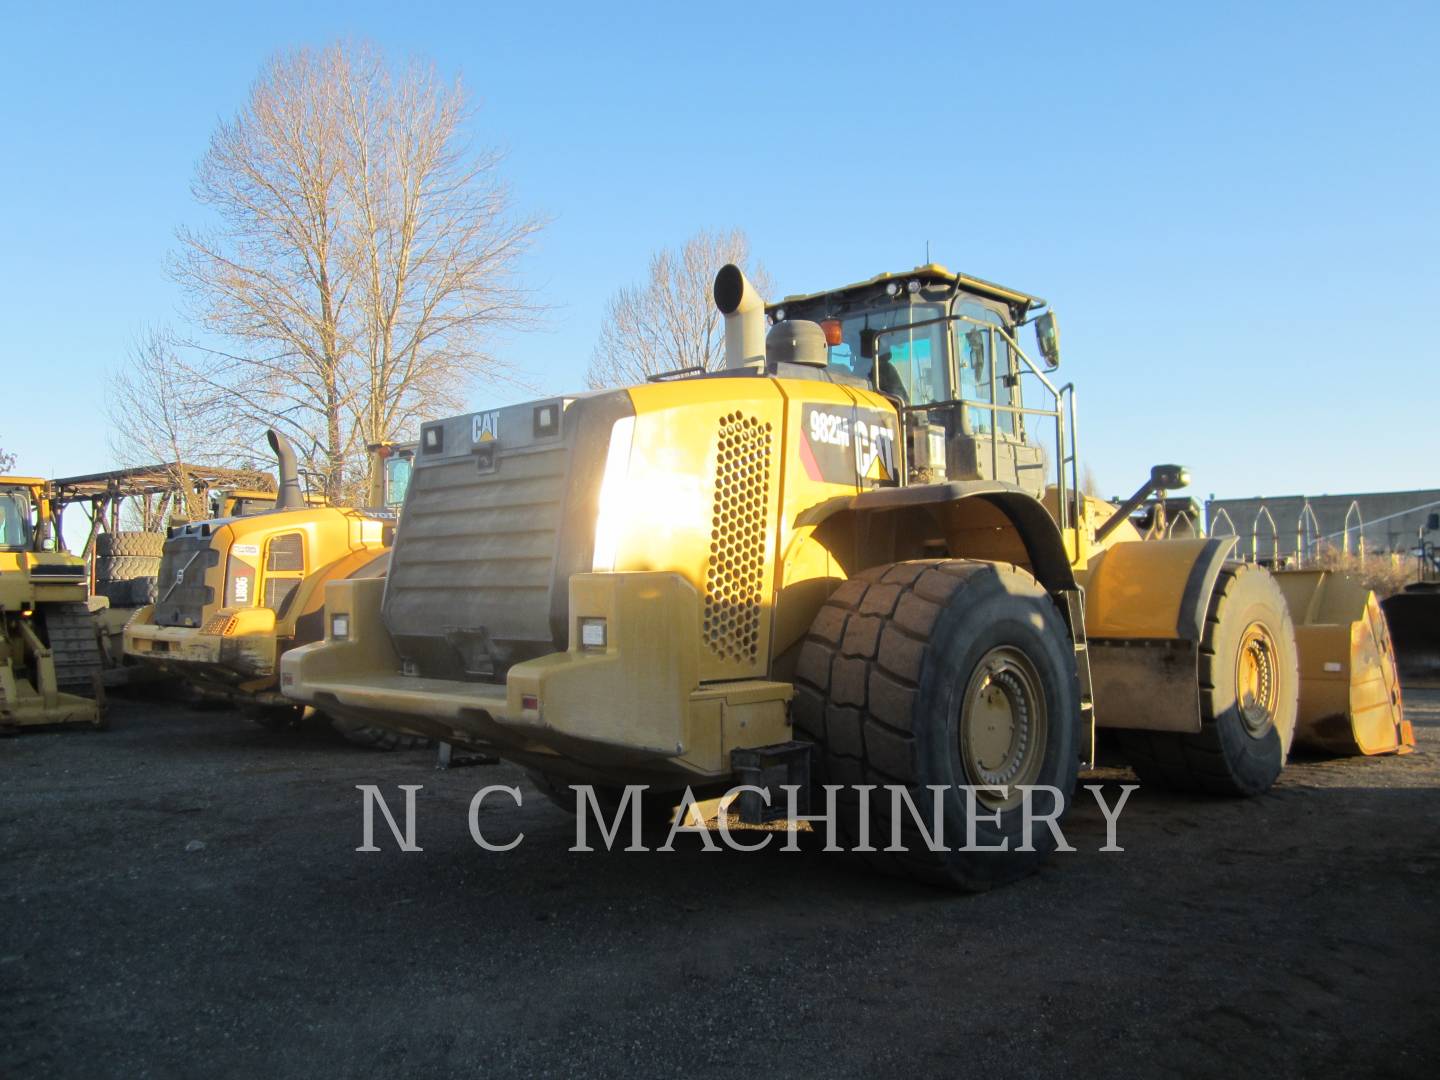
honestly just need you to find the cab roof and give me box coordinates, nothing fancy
[770,263,1046,314]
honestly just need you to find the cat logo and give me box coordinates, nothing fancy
[853,419,896,484]
[472,410,500,443]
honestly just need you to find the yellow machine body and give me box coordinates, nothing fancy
[1273,569,1411,755]
[278,262,1319,791]
[0,476,104,731]
[285,376,900,781]
[283,371,1249,783]
[125,507,391,706]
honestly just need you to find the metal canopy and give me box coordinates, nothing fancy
[49,464,274,505]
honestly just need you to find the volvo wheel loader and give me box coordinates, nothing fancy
[1,476,105,732]
[278,259,1331,890]
[125,431,420,748]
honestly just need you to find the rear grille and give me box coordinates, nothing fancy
[382,393,631,681]
[153,534,219,627]
[703,412,773,663]
[384,445,570,677]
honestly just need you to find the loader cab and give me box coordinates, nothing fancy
[769,265,1060,497]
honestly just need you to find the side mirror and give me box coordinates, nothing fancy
[1151,464,1190,491]
[964,330,986,372]
[859,328,880,360]
[1033,312,1061,369]
[384,455,413,508]
[1427,512,1439,532]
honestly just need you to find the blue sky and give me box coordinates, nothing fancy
[2,0,1436,501]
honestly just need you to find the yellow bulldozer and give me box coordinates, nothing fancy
[280,261,1409,888]
[125,431,419,748]
[1,475,105,732]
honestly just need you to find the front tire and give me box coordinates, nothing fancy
[793,560,1081,891]
[1117,562,1298,796]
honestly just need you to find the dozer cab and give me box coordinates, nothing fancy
[0,476,105,732]
[125,431,418,747]
[280,259,1344,890]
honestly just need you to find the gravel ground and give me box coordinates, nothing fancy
[3,691,1438,1079]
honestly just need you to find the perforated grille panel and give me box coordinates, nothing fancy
[703,412,773,662]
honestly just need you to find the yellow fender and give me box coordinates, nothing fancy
[1272,570,1412,756]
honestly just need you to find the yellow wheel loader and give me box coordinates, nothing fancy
[0,477,105,732]
[282,261,1321,889]
[124,432,420,748]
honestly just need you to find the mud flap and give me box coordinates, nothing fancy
[1086,639,1201,732]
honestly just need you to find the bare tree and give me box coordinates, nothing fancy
[337,49,543,470]
[170,41,542,502]
[0,443,15,473]
[106,328,225,525]
[586,229,772,389]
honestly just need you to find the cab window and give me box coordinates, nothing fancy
[0,491,33,550]
[954,301,1017,436]
[824,302,949,405]
[384,456,412,508]
[263,532,305,615]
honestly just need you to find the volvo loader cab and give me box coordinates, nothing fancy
[281,261,1321,890]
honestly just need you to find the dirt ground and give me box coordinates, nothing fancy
[3,691,1438,1079]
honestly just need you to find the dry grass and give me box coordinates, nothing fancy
[1309,546,1418,598]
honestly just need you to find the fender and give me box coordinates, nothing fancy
[817,480,1078,595]
[1083,536,1236,732]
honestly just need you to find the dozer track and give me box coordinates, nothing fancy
[45,603,105,697]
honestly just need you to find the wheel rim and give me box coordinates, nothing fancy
[958,646,1048,811]
[1235,621,1279,737]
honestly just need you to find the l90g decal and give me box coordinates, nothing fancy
[799,405,898,487]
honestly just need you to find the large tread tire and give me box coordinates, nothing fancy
[793,559,1080,891]
[1117,562,1298,797]
[96,531,166,558]
[95,555,161,582]
[95,579,134,606]
[330,715,430,751]
[127,576,159,606]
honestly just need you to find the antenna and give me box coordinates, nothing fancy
[925,240,931,263]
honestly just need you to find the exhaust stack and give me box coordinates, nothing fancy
[266,429,305,511]
[713,263,766,370]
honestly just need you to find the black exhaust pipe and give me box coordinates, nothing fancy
[266,429,305,511]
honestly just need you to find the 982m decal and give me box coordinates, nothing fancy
[799,405,898,488]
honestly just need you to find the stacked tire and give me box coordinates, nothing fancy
[95,531,165,607]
